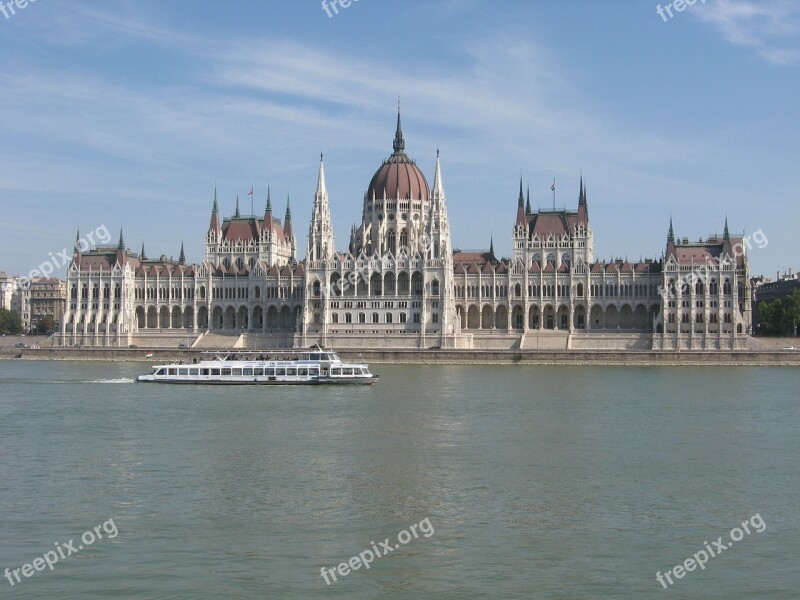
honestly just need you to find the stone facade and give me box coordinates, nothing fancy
[56,113,752,350]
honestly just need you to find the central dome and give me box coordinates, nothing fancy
[366,111,430,202]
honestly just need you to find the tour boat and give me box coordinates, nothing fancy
[135,346,378,385]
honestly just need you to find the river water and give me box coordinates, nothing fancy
[1,360,798,599]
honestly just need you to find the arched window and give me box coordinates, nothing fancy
[431,280,440,296]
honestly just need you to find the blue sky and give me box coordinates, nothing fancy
[1,0,798,279]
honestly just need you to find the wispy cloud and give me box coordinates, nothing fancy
[692,0,800,65]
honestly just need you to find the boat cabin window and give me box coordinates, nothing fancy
[232,368,242,376]
[211,369,221,376]
[287,368,297,376]
[222,368,231,376]
[331,368,341,375]
[179,368,189,376]
[343,368,353,376]
[243,368,253,376]
[309,368,319,376]
[298,368,308,376]
[254,368,264,376]
[310,353,320,361]
[168,368,177,375]
[189,369,199,376]
[265,368,275,376]
[155,368,165,375]
[276,368,286,376]
[201,369,210,375]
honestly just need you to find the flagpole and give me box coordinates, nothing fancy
[552,178,556,210]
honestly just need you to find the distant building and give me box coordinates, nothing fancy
[28,278,67,332]
[0,271,17,312]
[57,111,752,350]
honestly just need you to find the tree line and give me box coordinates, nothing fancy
[756,289,800,336]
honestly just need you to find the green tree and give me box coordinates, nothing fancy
[0,308,22,334]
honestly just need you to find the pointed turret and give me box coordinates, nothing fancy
[283,194,293,239]
[179,242,185,265]
[723,217,730,242]
[516,178,526,226]
[234,195,240,218]
[577,175,589,223]
[209,188,221,234]
[262,186,273,237]
[72,228,82,266]
[489,236,495,256]
[140,243,146,260]
[526,186,532,215]
[115,227,126,266]
[668,216,675,243]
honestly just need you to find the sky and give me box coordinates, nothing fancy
[1,0,798,280]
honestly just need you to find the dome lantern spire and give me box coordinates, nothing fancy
[393,100,405,154]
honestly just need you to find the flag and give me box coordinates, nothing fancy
[247,186,253,196]
[551,179,556,192]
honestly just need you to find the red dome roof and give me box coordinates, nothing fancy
[366,111,430,201]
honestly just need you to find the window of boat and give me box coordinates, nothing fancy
[299,368,308,376]
[232,368,242,376]
[265,368,275,376]
[222,368,231,376]
[179,368,189,376]
[309,368,319,376]
[156,368,165,375]
[310,353,319,361]
[168,368,177,375]
[243,368,253,376]
[343,368,353,376]
[360,368,368,375]
[211,369,220,376]
[201,369,210,375]
[254,368,264,376]
[331,368,341,375]
[287,368,297,376]
[189,369,199,376]
[276,368,286,376]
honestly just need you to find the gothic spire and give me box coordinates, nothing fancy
[316,153,327,198]
[516,178,526,226]
[117,228,124,250]
[723,216,730,241]
[393,102,405,154]
[668,217,675,243]
[432,148,445,199]
[526,185,531,214]
[178,242,185,265]
[140,242,146,260]
[234,195,240,218]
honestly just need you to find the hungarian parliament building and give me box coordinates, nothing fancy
[57,113,752,351]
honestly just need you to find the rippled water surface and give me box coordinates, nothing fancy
[1,360,798,599]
